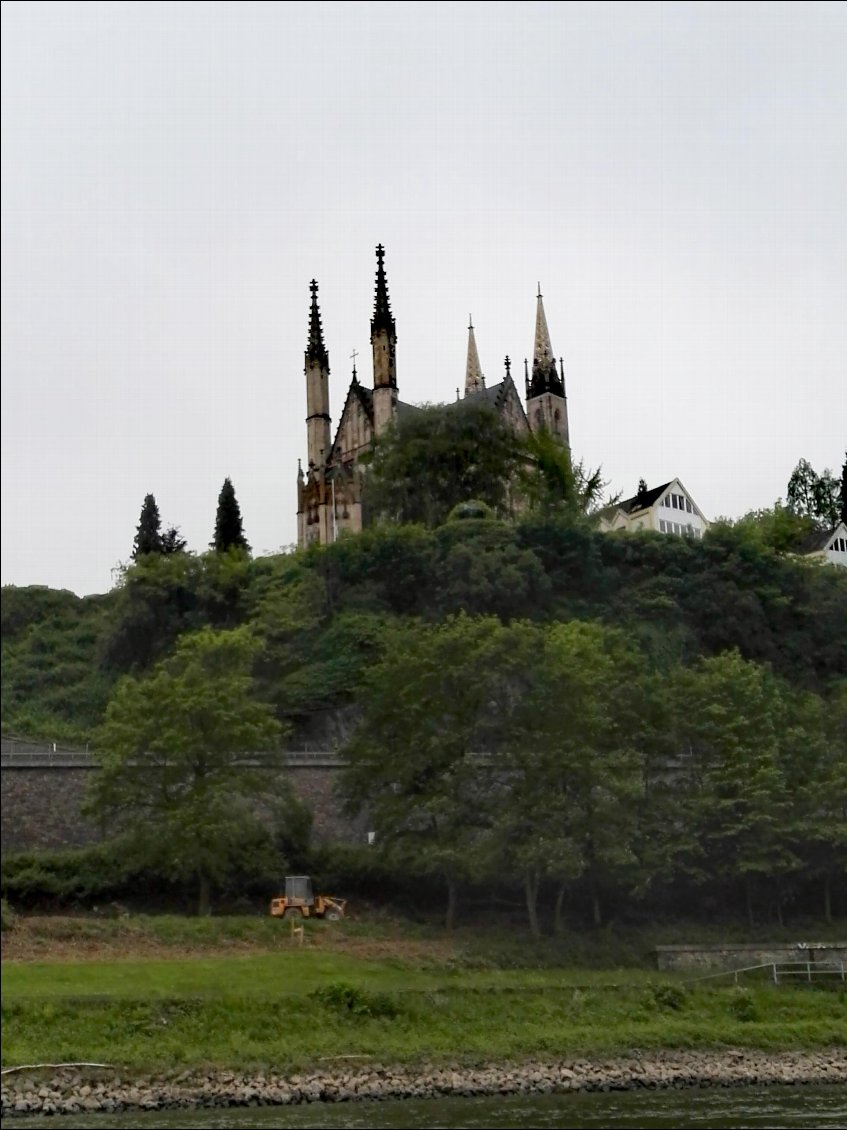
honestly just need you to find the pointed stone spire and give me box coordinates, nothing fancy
[370,244,398,431]
[528,284,564,399]
[307,279,329,368]
[304,279,331,471]
[465,315,484,395]
[370,243,395,340]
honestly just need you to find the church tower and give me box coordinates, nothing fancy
[525,286,569,447]
[298,279,334,546]
[370,244,397,436]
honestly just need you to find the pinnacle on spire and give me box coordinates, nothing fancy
[306,279,329,368]
[370,243,395,339]
[465,314,484,395]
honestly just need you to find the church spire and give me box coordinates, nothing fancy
[304,279,331,470]
[370,243,395,341]
[464,315,485,395]
[306,279,329,369]
[370,244,398,434]
[528,284,564,399]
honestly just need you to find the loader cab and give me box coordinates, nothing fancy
[285,875,314,907]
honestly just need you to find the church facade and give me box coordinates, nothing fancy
[297,245,570,547]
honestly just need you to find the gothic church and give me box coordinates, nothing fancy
[297,246,570,547]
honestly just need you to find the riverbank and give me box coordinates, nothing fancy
[3,1049,846,1119]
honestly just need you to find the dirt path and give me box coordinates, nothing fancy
[1,914,457,965]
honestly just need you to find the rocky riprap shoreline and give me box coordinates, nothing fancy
[3,1049,846,1118]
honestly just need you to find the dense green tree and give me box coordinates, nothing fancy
[788,681,847,921]
[520,429,610,518]
[496,621,648,934]
[341,614,530,928]
[715,504,817,555]
[667,651,798,925]
[212,478,250,554]
[88,627,285,914]
[132,494,164,559]
[364,401,525,528]
[786,458,842,527]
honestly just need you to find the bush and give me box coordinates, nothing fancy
[0,897,17,931]
[728,987,758,1022]
[310,981,399,1019]
[648,980,688,1011]
[1,843,145,909]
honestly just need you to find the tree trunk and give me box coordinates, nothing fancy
[824,871,832,924]
[591,882,602,927]
[445,875,457,931]
[524,870,541,939]
[745,876,754,928]
[553,883,567,936]
[197,871,212,917]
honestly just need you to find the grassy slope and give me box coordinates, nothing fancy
[2,916,844,1073]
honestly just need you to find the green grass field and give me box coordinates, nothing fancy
[3,917,844,1074]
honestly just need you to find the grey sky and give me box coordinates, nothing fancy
[2,1,845,596]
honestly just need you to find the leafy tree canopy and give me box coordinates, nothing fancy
[786,457,843,528]
[364,401,525,527]
[87,626,286,914]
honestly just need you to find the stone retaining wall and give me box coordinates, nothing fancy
[0,764,364,853]
[2,1049,845,1118]
[656,943,847,972]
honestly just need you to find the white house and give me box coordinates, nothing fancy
[797,520,847,570]
[598,479,710,539]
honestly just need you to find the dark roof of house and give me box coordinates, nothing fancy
[795,524,845,555]
[615,481,674,515]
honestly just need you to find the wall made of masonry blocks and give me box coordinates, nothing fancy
[1,766,364,854]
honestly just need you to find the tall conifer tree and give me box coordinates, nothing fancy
[212,477,250,553]
[132,494,164,559]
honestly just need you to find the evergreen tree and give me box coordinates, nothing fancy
[132,494,163,559]
[211,478,250,554]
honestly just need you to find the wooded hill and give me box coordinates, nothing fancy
[3,513,846,928]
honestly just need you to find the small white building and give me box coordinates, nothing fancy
[797,520,847,569]
[598,478,710,539]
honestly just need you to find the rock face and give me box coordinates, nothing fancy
[2,1050,846,1118]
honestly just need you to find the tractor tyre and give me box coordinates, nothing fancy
[324,907,342,921]
[282,907,302,920]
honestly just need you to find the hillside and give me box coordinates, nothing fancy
[3,518,846,745]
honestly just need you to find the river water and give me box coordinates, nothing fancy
[7,1086,847,1129]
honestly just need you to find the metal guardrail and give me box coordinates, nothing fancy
[685,960,845,986]
[1,749,345,769]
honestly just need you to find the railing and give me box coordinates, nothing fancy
[686,960,845,986]
[1,747,345,769]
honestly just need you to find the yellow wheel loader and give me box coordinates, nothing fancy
[269,875,346,921]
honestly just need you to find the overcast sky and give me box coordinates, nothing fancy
[2,1,845,597]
